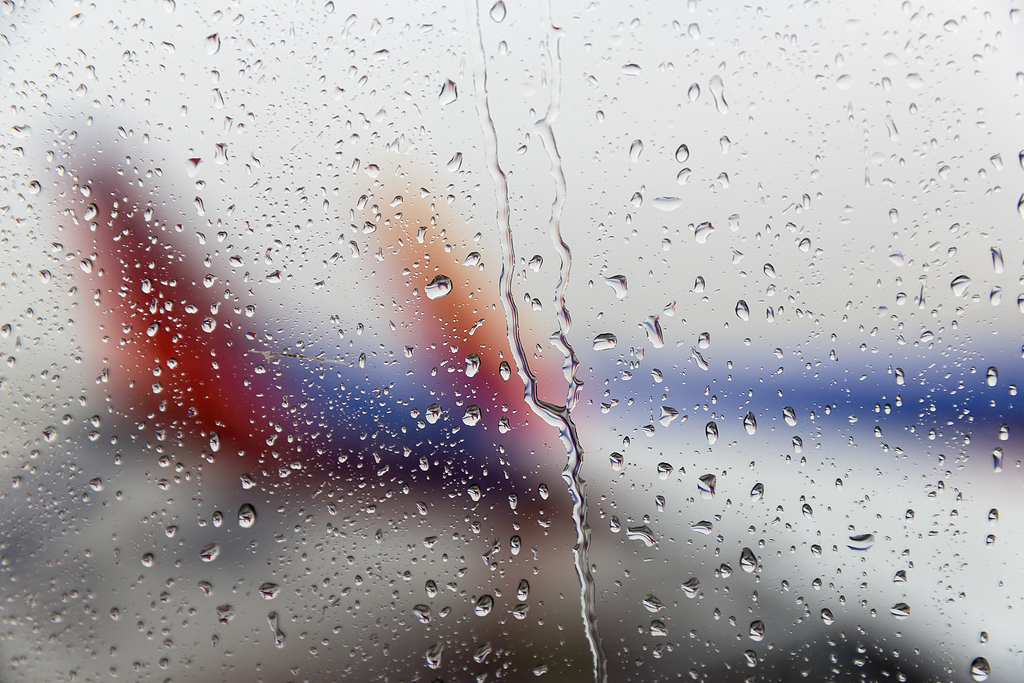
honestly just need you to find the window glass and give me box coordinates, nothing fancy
[2,1,1022,682]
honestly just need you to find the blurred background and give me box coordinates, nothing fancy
[2,0,1024,681]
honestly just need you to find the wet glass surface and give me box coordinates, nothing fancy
[2,1,1023,681]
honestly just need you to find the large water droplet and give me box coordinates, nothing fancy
[629,139,643,162]
[499,361,511,380]
[642,315,664,348]
[604,274,627,298]
[740,547,757,573]
[735,300,750,321]
[681,577,700,598]
[593,333,617,351]
[890,602,911,619]
[783,406,797,426]
[643,594,665,612]
[709,75,728,114]
[675,144,689,163]
[688,83,700,101]
[695,221,715,244]
[438,79,458,106]
[986,366,998,386]
[489,0,506,22]
[199,542,220,562]
[462,405,482,426]
[267,611,285,648]
[847,533,875,551]
[750,482,764,501]
[258,582,280,600]
[821,608,835,625]
[970,657,990,682]
[465,353,481,378]
[705,421,718,445]
[950,274,971,297]
[412,604,431,624]
[474,594,494,616]
[238,503,256,528]
[425,643,443,669]
[626,525,655,547]
[749,620,765,641]
[205,33,220,55]
[425,274,453,299]
[698,474,716,499]
[743,411,757,435]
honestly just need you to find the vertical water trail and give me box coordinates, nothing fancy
[469,1,607,681]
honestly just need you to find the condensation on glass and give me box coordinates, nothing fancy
[1,0,1022,682]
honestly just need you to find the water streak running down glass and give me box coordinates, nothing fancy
[2,1,1024,682]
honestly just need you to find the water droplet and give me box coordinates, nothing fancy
[425,274,453,299]
[695,221,715,244]
[970,657,990,682]
[468,484,482,501]
[694,276,706,293]
[821,608,835,625]
[629,139,643,162]
[205,33,220,55]
[750,482,764,501]
[438,79,458,106]
[895,367,906,386]
[690,520,713,535]
[659,406,679,427]
[462,405,482,426]
[653,196,681,211]
[201,317,216,333]
[209,432,220,452]
[801,503,813,519]
[141,553,155,568]
[211,510,223,527]
[763,263,776,278]
[740,547,757,573]
[989,508,999,524]
[986,366,998,386]
[650,620,668,636]
[538,483,549,499]
[798,237,811,252]
[474,594,494,616]
[643,594,665,612]
[749,620,765,641]
[258,582,280,600]
[642,315,664,348]
[743,412,757,435]
[238,503,256,528]
[447,152,463,171]
[517,579,530,600]
[83,203,98,221]
[499,361,511,380]
[681,577,700,598]
[593,333,617,351]
[950,274,971,297]
[847,533,875,551]
[465,353,481,378]
[513,603,529,619]
[783,406,797,426]
[604,274,627,298]
[709,75,728,114]
[199,542,220,562]
[705,421,718,445]
[698,474,716,499]
[412,604,431,624]
[675,144,689,162]
[999,424,1009,441]
[609,452,624,471]
[890,603,910,619]
[626,525,656,547]
[735,300,750,321]
[267,612,284,648]
[489,0,506,22]
[688,83,700,101]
